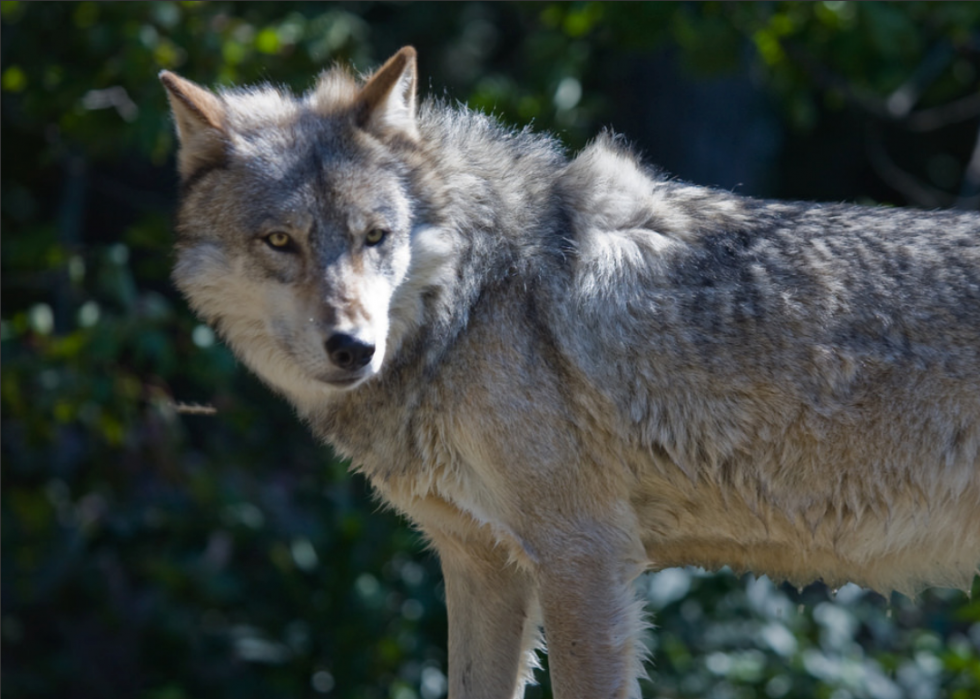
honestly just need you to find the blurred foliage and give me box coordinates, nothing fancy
[2,3,979,699]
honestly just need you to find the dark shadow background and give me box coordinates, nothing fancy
[3,3,980,698]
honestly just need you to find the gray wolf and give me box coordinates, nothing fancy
[161,47,980,698]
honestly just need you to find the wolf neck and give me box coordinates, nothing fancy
[398,101,570,346]
[304,103,571,462]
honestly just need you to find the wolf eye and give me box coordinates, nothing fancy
[264,231,294,251]
[365,228,388,247]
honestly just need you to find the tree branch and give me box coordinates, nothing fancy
[956,119,980,210]
[780,38,980,133]
[865,124,952,209]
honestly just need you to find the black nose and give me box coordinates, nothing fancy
[325,333,375,371]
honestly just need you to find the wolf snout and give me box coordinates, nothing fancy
[325,332,375,371]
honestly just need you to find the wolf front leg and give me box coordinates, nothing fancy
[433,529,541,699]
[533,529,650,699]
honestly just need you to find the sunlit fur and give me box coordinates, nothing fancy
[163,47,980,699]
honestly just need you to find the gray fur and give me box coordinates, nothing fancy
[162,48,980,699]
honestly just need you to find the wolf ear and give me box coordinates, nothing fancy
[159,71,227,180]
[356,46,418,140]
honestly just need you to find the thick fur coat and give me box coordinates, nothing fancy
[162,47,980,698]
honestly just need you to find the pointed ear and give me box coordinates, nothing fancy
[356,47,418,140]
[159,70,228,181]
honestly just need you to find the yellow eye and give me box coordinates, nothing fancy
[365,228,387,247]
[265,231,293,250]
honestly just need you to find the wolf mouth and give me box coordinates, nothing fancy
[316,372,368,389]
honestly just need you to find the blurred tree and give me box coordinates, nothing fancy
[3,3,979,699]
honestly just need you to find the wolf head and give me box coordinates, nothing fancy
[162,48,452,407]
